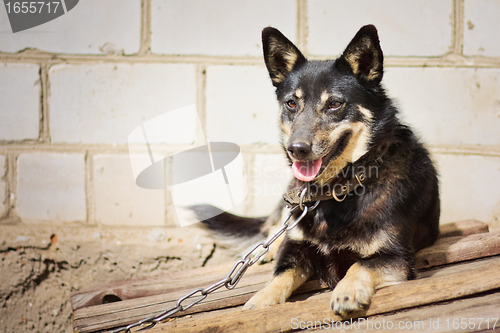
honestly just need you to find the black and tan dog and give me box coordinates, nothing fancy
[199,25,440,316]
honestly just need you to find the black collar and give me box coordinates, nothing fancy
[283,157,382,206]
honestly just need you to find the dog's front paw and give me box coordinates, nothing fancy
[330,275,374,316]
[243,288,282,310]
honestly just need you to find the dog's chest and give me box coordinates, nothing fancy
[286,209,390,258]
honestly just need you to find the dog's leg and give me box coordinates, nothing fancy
[243,266,311,309]
[330,256,410,316]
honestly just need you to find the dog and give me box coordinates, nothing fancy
[198,25,440,316]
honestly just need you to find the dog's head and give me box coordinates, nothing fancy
[262,25,389,184]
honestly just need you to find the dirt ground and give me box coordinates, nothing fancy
[0,223,240,333]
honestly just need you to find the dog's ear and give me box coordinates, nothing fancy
[339,25,383,84]
[262,27,306,87]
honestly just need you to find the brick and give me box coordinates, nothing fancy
[308,0,453,56]
[247,153,292,216]
[463,0,500,56]
[0,63,40,141]
[17,153,86,222]
[383,67,500,145]
[49,63,197,144]
[0,155,5,217]
[151,0,297,56]
[433,153,500,228]
[94,154,165,226]
[205,65,279,145]
[0,0,140,54]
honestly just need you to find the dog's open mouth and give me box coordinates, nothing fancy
[291,131,352,182]
[292,159,322,182]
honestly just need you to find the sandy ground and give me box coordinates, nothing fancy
[0,223,240,333]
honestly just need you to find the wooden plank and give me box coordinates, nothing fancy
[71,262,239,311]
[438,219,488,239]
[70,220,489,311]
[73,231,500,333]
[152,256,500,333]
[415,231,500,269]
[309,292,500,332]
[73,270,270,333]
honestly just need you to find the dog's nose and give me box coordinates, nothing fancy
[288,142,312,160]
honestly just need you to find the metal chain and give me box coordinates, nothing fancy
[109,188,318,333]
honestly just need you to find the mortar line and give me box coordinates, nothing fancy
[139,0,152,55]
[5,151,20,222]
[1,53,499,69]
[164,156,175,227]
[85,150,96,225]
[244,152,256,216]
[297,0,308,56]
[196,64,208,145]
[453,0,464,55]
[39,62,51,143]
[0,154,8,220]
[1,143,500,156]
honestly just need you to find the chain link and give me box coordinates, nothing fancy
[109,189,318,333]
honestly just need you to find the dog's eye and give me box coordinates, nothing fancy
[328,101,343,111]
[286,100,297,110]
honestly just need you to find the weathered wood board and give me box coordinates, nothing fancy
[72,220,500,333]
[149,256,500,332]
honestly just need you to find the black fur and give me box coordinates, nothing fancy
[262,25,439,284]
[193,204,266,239]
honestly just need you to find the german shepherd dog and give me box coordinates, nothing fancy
[200,25,440,316]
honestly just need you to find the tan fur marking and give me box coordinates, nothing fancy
[345,37,371,75]
[271,73,285,85]
[320,91,329,103]
[280,121,291,145]
[315,122,372,186]
[283,50,298,72]
[268,38,300,84]
[287,226,304,241]
[243,267,311,309]
[357,105,373,122]
[295,88,303,99]
[347,229,393,258]
[315,91,331,112]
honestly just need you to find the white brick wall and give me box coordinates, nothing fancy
[0,155,6,217]
[434,153,500,226]
[151,0,297,56]
[0,0,141,54]
[0,63,40,141]
[384,67,500,146]
[94,155,165,226]
[205,65,279,145]
[0,0,499,229]
[308,0,453,56]
[17,153,86,223]
[464,0,500,56]
[49,63,197,144]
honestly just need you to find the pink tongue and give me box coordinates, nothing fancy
[292,159,322,182]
